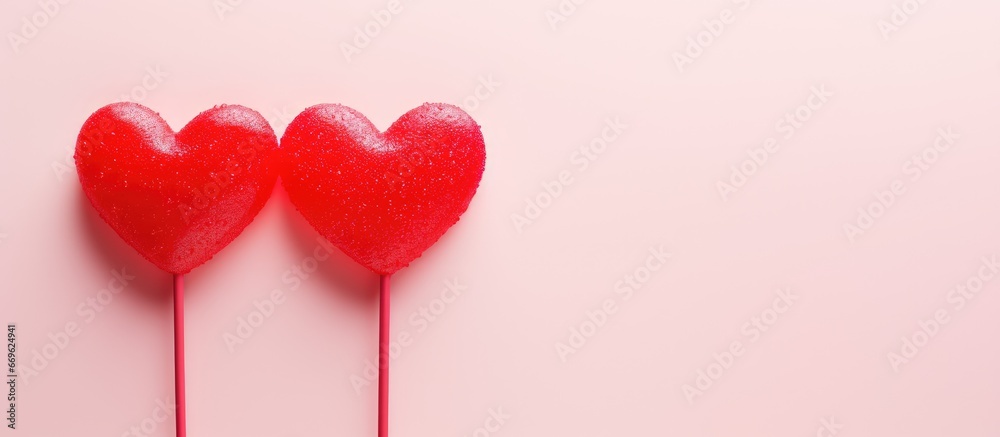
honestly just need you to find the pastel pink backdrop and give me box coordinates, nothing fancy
[2,0,999,436]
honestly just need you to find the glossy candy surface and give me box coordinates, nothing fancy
[75,102,279,274]
[281,103,486,275]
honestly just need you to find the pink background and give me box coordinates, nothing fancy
[2,0,1000,435]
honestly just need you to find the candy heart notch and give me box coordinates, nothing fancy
[281,103,486,275]
[75,102,279,274]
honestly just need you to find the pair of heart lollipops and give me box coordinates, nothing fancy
[75,102,486,437]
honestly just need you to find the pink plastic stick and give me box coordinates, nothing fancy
[378,274,391,437]
[174,274,186,437]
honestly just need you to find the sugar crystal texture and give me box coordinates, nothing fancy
[75,102,279,274]
[280,103,486,275]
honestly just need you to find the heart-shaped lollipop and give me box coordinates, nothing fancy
[76,102,278,437]
[281,103,485,437]
[76,102,279,274]
[280,103,486,275]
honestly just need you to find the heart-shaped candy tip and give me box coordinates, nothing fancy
[76,102,279,274]
[281,103,486,275]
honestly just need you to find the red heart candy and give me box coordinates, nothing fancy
[281,103,486,275]
[75,102,279,274]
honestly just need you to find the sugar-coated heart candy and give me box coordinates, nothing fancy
[75,102,279,274]
[281,103,486,275]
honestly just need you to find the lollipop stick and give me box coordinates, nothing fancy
[378,274,391,437]
[173,274,187,437]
